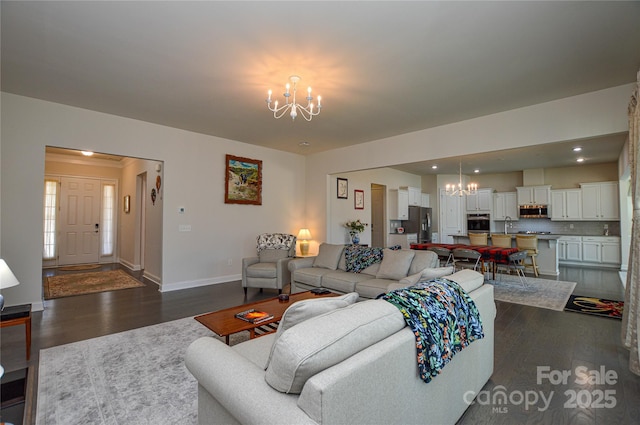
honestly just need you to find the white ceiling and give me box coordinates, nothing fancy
[3,1,640,174]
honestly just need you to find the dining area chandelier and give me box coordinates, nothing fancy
[446,162,478,197]
[266,75,322,121]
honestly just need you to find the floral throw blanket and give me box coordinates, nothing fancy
[379,278,484,383]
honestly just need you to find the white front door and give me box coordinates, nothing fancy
[58,177,101,265]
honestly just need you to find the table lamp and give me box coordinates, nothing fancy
[297,229,312,256]
[0,259,20,311]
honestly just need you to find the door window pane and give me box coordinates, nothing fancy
[43,180,58,260]
[102,184,115,256]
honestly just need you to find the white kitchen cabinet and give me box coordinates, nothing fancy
[516,185,551,205]
[582,236,621,265]
[550,189,582,221]
[558,236,582,262]
[389,189,409,220]
[580,182,619,220]
[400,186,422,206]
[465,188,493,213]
[493,192,519,221]
[421,193,430,208]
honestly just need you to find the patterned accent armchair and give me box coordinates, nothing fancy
[242,233,297,295]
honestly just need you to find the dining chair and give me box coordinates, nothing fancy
[515,234,540,277]
[495,249,529,287]
[426,246,454,267]
[452,248,482,272]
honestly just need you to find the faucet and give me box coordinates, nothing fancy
[504,216,512,234]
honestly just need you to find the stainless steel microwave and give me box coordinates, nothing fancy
[519,205,548,218]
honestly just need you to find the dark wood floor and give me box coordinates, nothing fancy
[1,264,638,424]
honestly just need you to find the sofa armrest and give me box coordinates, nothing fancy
[242,256,260,268]
[185,337,315,425]
[288,257,315,271]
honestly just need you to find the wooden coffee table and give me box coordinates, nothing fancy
[195,291,338,344]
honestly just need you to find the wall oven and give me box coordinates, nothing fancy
[467,214,490,232]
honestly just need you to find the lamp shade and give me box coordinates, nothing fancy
[297,228,312,240]
[0,259,20,290]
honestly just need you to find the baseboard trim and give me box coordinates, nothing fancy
[119,259,141,271]
[159,274,241,292]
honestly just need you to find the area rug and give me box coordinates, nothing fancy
[36,317,248,425]
[44,269,145,299]
[57,264,101,271]
[564,295,624,319]
[487,276,577,311]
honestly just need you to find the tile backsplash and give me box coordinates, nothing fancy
[494,219,620,236]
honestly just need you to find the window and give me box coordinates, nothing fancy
[102,183,115,256]
[43,180,58,260]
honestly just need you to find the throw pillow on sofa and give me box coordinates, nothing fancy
[313,243,344,270]
[266,292,359,368]
[344,245,384,273]
[376,249,415,280]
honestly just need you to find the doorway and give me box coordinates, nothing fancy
[370,184,386,248]
[43,147,163,284]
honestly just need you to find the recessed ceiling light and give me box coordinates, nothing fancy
[298,141,310,147]
[474,169,480,173]
[576,157,585,163]
[573,147,582,152]
[431,165,438,170]
[81,151,94,156]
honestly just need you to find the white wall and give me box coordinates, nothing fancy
[0,93,306,309]
[306,84,633,244]
[327,169,421,248]
[119,157,164,283]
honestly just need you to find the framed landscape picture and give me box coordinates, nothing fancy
[225,154,262,205]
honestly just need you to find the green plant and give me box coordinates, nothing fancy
[345,219,368,234]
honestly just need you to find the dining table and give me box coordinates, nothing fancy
[410,242,519,280]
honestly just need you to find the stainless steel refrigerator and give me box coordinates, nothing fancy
[402,206,432,243]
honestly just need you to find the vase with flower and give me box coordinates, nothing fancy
[344,219,368,245]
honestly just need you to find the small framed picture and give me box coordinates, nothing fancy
[354,190,364,209]
[123,195,131,213]
[337,178,348,199]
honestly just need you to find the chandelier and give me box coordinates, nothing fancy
[266,75,322,121]
[446,162,478,196]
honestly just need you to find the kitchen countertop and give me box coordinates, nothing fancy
[451,233,621,240]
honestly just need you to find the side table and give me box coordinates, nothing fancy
[0,304,32,361]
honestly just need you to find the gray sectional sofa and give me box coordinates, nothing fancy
[288,243,454,299]
[186,269,494,425]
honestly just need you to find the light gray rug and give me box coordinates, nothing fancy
[36,317,248,425]
[487,276,577,311]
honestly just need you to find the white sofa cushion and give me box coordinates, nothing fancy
[265,292,359,369]
[313,243,344,270]
[421,266,454,281]
[408,250,438,275]
[376,249,415,280]
[265,299,406,394]
[259,249,290,263]
[446,269,484,293]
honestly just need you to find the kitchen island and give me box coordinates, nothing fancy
[450,233,560,276]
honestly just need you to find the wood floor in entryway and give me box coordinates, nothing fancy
[0,264,637,424]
